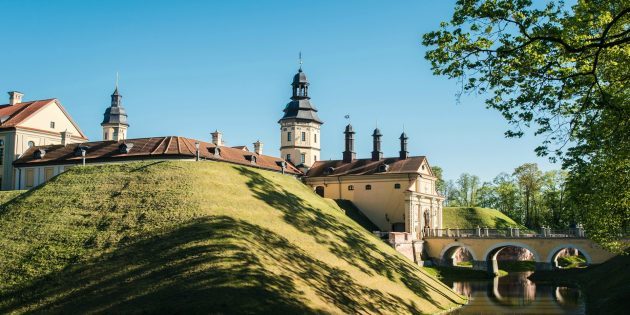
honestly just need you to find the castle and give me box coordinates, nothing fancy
[3,64,443,242]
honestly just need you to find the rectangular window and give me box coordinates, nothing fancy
[50,121,55,129]
[25,169,34,188]
[314,155,317,162]
[301,132,306,142]
[314,134,317,143]
[301,153,305,163]
[0,147,3,165]
[44,167,54,181]
[286,154,291,162]
[287,132,292,142]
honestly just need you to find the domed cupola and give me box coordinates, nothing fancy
[279,67,323,124]
[101,83,129,141]
[102,87,129,127]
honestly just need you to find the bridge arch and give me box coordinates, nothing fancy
[546,244,593,267]
[483,242,542,275]
[483,241,543,262]
[439,242,478,266]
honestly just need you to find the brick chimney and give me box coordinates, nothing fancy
[8,91,24,105]
[253,140,263,155]
[211,130,223,146]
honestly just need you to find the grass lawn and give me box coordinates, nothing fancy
[0,161,464,314]
[442,207,526,230]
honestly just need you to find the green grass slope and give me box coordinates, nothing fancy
[442,207,525,229]
[0,161,464,314]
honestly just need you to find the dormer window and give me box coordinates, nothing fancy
[118,143,134,154]
[208,147,221,157]
[33,148,46,159]
[323,167,335,175]
[377,164,389,172]
[245,154,257,164]
[74,145,89,156]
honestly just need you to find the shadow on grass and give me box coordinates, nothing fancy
[235,167,463,310]
[334,199,379,232]
[0,214,435,314]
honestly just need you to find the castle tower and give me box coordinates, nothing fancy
[101,85,129,141]
[278,64,323,168]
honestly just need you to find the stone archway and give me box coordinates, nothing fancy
[439,242,478,267]
[546,244,592,268]
[483,242,543,275]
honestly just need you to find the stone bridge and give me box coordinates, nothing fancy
[421,228,617,274]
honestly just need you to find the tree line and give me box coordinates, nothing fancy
[433,163,573,230]
[423,0,628,252]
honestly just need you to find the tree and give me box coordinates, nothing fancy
[492,172,521,220]
[513,163,542,228]
[432,166,446,195]
[423,0,629,251]
[455,173,481,206]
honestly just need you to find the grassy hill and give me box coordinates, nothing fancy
[442,207,525,229]
[0,161,464,314]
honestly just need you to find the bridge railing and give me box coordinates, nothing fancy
[423,226,586,239]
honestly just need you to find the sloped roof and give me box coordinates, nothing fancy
[13,136,302,175]
[279,99,323,123]
[0,99,88,139]
[306,156,427,177]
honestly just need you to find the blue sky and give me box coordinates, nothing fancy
[0,0,557,181]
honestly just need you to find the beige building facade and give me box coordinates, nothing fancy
[0,92,88,190]
[305,126,444,240]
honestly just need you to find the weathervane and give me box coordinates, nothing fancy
[116,71,119,89]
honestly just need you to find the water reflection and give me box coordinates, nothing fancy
[448,272,584,314]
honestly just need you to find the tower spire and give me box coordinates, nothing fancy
[298,51,303,70]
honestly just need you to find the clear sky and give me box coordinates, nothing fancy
[1,0,558,182]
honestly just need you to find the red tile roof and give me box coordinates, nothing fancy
[0,99,88,139]
[13,136,302,175]
[306,156,427,177]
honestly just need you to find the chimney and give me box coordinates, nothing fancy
[343,124,356,163]
[211,130,223,146]
[399,132,409,160]
[371,128,383,161]
[8,91,24,105]
[253,140,263,155]
[61,130,72,146]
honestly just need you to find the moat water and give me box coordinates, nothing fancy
[447,272,585,315]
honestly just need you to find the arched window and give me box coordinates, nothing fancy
[27,141,35,148]
[348,185,354,191]
[365,184,372,190]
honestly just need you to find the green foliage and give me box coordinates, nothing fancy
[0,161,464,313]
[557,255,587,269]
[423,0,630,251]
[442,207,526,229]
